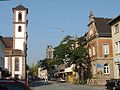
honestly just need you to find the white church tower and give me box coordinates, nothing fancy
[4,5,28,79]
[12,5,28,79]
[12,4,28,51]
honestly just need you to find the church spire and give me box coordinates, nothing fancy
[89,10,94,23]
[89,10,94,17]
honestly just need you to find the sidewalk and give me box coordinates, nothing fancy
[85,84,106,90]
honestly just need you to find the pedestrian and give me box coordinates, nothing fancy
[31,75,35,85]
[45,74,48,82]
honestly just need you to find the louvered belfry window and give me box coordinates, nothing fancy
[18,12,22,21]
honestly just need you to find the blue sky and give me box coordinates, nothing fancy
[0,0,120,65]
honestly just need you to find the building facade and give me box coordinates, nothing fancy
[108,15,120,79]
[4,5,28,79]
[46,45,54,59]
[86,12,113,85]
[0,36,7,78]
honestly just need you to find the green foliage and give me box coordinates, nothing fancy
[53,35,92,81]
[29,63,38,76]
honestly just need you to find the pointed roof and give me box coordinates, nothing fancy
[89,11,94,17]
[108,15,120,25]
[94,17,112,37]
[13,4,27,10]
[12,4,28,13]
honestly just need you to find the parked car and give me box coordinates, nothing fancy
[60,78,66,82]
[57,78,66,83]
[0,79,33,90]
[105,79,120,90]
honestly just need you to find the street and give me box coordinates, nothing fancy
[32,80,106,90]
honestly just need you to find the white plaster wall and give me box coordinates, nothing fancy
[12,57,23,79]
[4,57,8,69]
[12,57,15,77]
[15,39,24,51]
[15,11,26,22]
[111,21,120,79]
[112,21,120,58]
[15,24,25,37]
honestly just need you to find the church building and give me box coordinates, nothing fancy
[3,4,28,79]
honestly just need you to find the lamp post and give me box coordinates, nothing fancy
[26,70,29,85]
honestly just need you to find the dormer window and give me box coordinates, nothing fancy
[18,12,22,21]
[114,24,119,34]
[18,26,22,32]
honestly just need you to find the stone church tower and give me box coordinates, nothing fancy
[4,5,28,79]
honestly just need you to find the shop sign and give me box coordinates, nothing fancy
[96,64,104,68]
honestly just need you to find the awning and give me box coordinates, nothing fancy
[65,67,73,73]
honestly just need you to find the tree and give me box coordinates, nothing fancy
[53,35,91,82]
[29,64,38,76]
[53,35,74,66]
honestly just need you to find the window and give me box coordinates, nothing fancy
[103,44,109,55]
[15,58,19,71]
[93,46,96,55]
[89,47,92,56]
[114,24,119,34]
[104,64,110,74]
[115,42,118,54]
[115,41,120,54]
[18,26,22,32]
[18,12,22,21]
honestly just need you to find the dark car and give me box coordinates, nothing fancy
[105,79,120,90]
[0,79,33,90]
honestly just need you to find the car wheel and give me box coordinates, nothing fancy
[113,87,115,90]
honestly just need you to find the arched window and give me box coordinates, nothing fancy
[104,63,110,74]
[18,26,22,32]
[15,58,19,71]
[18,12,22,21]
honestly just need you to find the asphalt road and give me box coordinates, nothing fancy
[31,80,106,90]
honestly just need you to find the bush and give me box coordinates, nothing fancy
[74,79,87,85]
[79,80,87,85]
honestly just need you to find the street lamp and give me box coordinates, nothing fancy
[26,70,30,85]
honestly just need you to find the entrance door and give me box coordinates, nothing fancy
[118,64,120,78]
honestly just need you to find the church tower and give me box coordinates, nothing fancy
[12,4,28,51]
[11,5,28,79]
